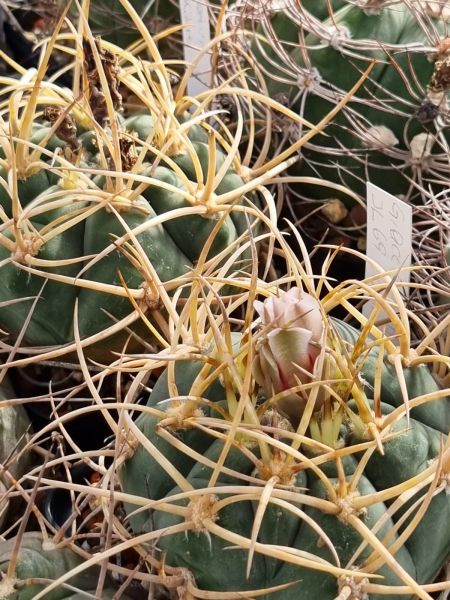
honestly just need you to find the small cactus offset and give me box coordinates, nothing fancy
[118,248,450,599]
[0,532,134,599]
[0,379,33,530]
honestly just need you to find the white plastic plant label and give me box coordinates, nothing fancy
[180,0,212,97]
[364,182,413,325]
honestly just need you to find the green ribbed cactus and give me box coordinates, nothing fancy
[0,532,131,599]
[227,0,450,204]
[405,199,450,331]
[86,0,179,48]
[119,283,450,600]
[52,0,180,49]
[0,9,300,355]
[0,379,32,530]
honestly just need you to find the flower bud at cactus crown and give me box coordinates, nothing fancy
[252,288,324,421]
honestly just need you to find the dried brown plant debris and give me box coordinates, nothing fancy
[43,106,81,152]
[83,37,122,124]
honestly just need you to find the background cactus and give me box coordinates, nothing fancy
[231,0,450,201]
[0,6,313,356]
[47,0,181,50]
[216,0,450,256]
[82,0,179,49]
[0,379,33,529]
[409,198,450,313]
[0,532,115,599]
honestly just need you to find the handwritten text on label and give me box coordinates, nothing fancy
[364,183,413,322]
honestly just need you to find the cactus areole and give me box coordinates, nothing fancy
[120,312,450,600]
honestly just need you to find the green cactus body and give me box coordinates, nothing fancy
[0,186,191,345]
[0,380,32,529]
[120,359,226,532]
[0,169,53,217]
[301,0,347,20]
[0,126,253,346]
[0,123,97,219]
[250,1,450,201]
[0,532,135,600]
[0,533,101,600]
[120,321,450,599]
[152,441,273,592]
[0,54,262,351]
[348,402,450,587]
[169,140,257,247]
[270,473,417,600]
[141,164,238,262]
[331,318,450,433]
[64,592,133,600]
[128,113,257,264]
[85,0,179,48]
[0,204,84,346]
[77,194,192,338]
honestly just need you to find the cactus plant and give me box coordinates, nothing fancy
[222,0,450,207]
[84,0,179,49]
[50,0,180,50]
[118,252,450,600]
[410,214,450,350]
[0,378,33,530]
[0,532,117,599]
[0,3,327,357]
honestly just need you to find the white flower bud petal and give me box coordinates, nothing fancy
[253,343,281,394]
[267,327,315,390]
[252,288,325,423]
[264,296,281,326]
[253,299,265,320]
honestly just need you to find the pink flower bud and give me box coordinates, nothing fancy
[252,288,324,422]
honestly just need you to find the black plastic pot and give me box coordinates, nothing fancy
[42,462,96,535]
[10,364,116,451]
